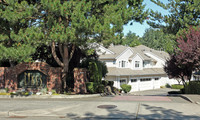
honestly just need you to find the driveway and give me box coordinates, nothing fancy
[130,88,178,96]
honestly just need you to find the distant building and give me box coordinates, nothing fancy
[97,44,178,92]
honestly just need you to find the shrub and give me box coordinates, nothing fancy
[165,83,171,88]
[185,81,200,94]
[108,81,114,87]
[97,84,105,93]
[171,84,184,89]
[120,84,131,93]
[86,82,97,94]
[102,80,109,86]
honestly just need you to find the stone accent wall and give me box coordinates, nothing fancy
[0,67,5,89]
[0,62,62,93]
[74,68,88,94]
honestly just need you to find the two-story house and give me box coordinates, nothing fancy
[97,44,178,92]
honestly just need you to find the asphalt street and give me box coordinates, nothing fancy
[0,89,199,120]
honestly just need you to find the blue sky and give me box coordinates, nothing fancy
[122,0,169,37]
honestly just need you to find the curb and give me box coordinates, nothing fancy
[0,94,102,99]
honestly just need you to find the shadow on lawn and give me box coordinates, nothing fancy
[66,104,200,120]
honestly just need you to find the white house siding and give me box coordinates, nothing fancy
[101,60,115,67]
[144,52,165,68]
[131,54,143,70]
[116,48,133,68]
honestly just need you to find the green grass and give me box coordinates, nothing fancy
[0,93,10,95]
[171,84,184,89]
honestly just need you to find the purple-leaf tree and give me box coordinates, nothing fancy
[164,27,200,86]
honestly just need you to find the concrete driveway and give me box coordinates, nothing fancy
[130,88,179,96]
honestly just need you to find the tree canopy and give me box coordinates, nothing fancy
[148,0,200,35]
[0,0,43,66]
[0,0,148,91]
[141,28,176,53]
[164,27,200,86]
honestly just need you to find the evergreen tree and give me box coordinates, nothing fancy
[141,28,176,53]
[38,0,148,91]
[148,0,200,35]
[0,0,43,66]
[122,31,141,47]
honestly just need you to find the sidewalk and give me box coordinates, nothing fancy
[180,95,200,104]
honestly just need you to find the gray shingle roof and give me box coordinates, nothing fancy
[106,67,166,77]
[99,45,169,61]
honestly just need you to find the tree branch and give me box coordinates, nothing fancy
[51,41,64,67]
[58,43,64,58]
[69,44,75,62]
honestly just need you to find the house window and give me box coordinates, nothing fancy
[119,61,120,67]
[113,60,116,64]
[135,61,140,68]
[140,78,151,82]
[120,79,126,86]
[131,79,137,82]
[121,61,126,67]
[155,78,159,80]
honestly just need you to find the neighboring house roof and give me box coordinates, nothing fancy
[98,45,127,59]
[99,45,169,61]
[106,67,166,77]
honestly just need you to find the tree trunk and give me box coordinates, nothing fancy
[62,43,69,90]
[51,41,75,92]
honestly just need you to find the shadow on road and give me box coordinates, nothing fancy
[66,104,200,120]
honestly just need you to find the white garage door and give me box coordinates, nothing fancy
[139,78,153,91]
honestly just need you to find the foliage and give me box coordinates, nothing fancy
[86,82,97,94]
[102,80,109,86]
[96,84,105,93]
[120,84,131,93]
[164,27,200,86]
[148,0,200,35]
[81,59,108,84]
[165,83,171,88]
[141,28,176,53]
[171,84,184,89]
[185,81,200,94]
[0,0,44,65]
[115,31,141,47]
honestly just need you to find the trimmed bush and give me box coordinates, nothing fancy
[120,84,131,93]
[171,84,184,89]
[97,84,105,93]
[86,82,97,94]
[185,81,200,94]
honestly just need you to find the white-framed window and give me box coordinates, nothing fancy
[131,79,137,82]
[135,61,140,68]
[155,78,159,81]
[120,79,127,86]
[113,60,116,64]
[140,78,151,82]
[121,60,126,68]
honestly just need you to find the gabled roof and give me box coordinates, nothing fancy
[99,44,169,61]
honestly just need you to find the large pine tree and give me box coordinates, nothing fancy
[38,0,148,91]
[0,0,43,66]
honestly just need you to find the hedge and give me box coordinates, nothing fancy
[185,81,200,94]
[120,84,131,93]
